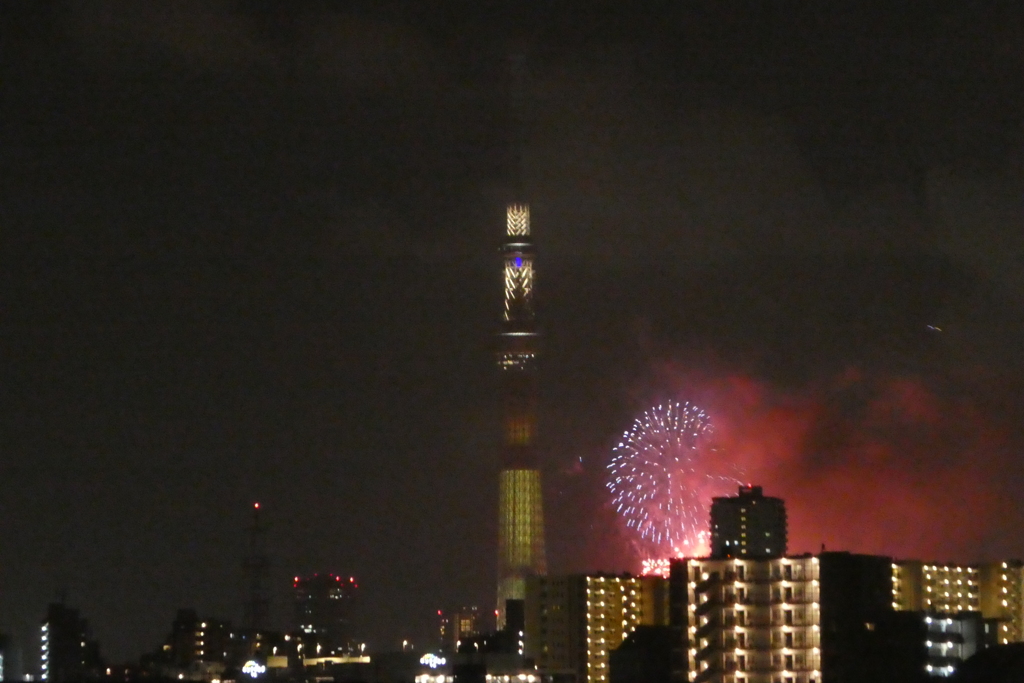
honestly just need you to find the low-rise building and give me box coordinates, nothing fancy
[892,560,1024,644]
[524,574,668,683]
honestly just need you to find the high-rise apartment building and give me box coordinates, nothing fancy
[293,574,358,656]
[892,560,1024,644]
[673,552,910,683]
[523,574,668,683]
[677,556,822,683]
[710,486,787,560]
[40,603,103,683]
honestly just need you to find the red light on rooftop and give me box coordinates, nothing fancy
[254,502,260,509]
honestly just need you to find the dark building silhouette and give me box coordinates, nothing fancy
[504,599,525,650]
[0,632,10,682]
[294,574,358,655]
[242,503,270,632]
[40,603,103,682]
[456,609,525,660]
[162,609,232,666]
[439,607,483,652]
[451,599,539,683]
[921,612,999,677]
[710,485,787,559]
[609,625,673,683]
[951,643,1024,682]
[859,610,931,683]
[815,552,893,675]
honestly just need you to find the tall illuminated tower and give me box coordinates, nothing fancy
[496,201,547,627]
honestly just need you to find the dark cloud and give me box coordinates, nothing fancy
[65,0,271,72]
[61,0,445,107]
[703,371,1021,560]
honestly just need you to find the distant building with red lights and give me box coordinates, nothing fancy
[293,574,358,656]
[710,485,787,560]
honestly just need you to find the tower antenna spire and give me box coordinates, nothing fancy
[508,53,528,203]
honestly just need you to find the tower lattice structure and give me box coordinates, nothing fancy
[242,502,270,632]
[496,202,547,628]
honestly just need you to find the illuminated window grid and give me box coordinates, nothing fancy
[892,560,1024,645]
[584,576,644,683]
[686,558,822,683]
[921,564,979,614]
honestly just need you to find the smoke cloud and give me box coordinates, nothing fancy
[666,367,1021,563]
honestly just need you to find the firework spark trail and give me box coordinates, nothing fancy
[606,402,741,559]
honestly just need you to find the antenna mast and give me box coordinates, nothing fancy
[508,53,527,202]
[242,502,270,632]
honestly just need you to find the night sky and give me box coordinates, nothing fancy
[3,1,1024,668]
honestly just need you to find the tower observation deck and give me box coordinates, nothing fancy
[496,202,547,628]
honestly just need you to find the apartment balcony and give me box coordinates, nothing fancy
[693,665,721,683]
[768,597,819,606]
[695,598,721,617]
[695,643,719,662]
[695,618,721,639]
[695,574,721,594]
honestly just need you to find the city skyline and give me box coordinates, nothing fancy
[1,1,1024,666]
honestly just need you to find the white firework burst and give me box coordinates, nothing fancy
[606,401,741,558]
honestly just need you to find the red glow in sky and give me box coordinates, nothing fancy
[657,368,1021,563]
